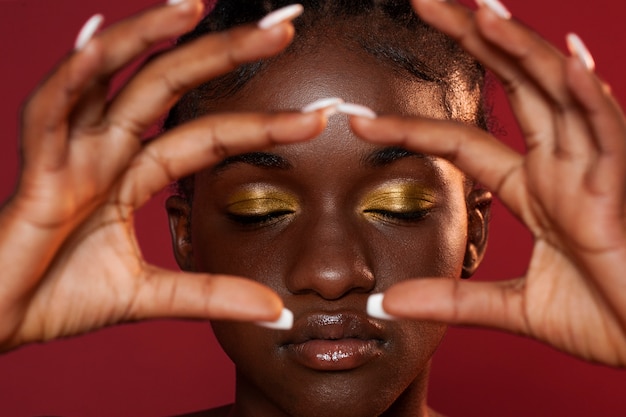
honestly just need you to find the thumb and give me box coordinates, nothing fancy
[369,278,530,335]
[128,266,286,324]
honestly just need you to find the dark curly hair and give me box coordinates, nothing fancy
[164,0,489,202]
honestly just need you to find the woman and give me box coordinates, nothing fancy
[0,0,625,415]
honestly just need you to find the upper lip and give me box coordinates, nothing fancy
[280,311,386,346]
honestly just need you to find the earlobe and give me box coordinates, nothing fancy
[165,195,194,271]
[462,188,492,278]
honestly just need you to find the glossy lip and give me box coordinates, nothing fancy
[280,312,387,371]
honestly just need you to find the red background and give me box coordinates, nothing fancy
[1,0,625,416]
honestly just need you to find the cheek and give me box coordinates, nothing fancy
[190,212,295,291]
[430,205,469,278]
[364,209,468,288]
[396,320,448,365]
[211,321,273,366]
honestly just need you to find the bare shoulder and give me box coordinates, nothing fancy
[171,404,233,417]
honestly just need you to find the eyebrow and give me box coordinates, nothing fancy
[362,146,427,167]
[211,147,425,174]
[211,152,292,174]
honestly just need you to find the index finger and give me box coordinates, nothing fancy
[118,110,328,209]
[351,115,526,218]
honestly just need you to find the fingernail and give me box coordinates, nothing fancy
[566,33,595,72]
[74,14,104,51]
[475,0,511,20]
[167,0,184,4]
[256,308,294,330]
[301,97,344,116]
[336,103,377,119]
[366,293,396,320]
[258,4,304,30]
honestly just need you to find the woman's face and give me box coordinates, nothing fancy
[169,40,485,417]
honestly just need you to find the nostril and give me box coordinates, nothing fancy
[285,218,375,299]
[286,260,376,300]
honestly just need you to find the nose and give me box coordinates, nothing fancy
[285,210,375,300]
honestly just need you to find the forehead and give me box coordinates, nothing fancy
[197,40,461,180]
[205,39,448,119]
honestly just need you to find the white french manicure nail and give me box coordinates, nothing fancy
[367,293,396,320]
[302,97,344,116]
[74,14,104,51]
[476,0,511,20]
[336,103,377,119]
[258,4,304,30]
[566,33,595,72]
[256,308,294,330]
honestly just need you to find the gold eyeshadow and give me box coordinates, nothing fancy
[225,186,299,216]
[359,182,436,217]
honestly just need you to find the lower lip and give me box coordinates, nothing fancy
[287,339,383,371]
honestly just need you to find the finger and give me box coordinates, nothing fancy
[410,0,548,147]
[565,56,626,196]
[471,4,571,104]
[119,111,328,208]
[410,0,582,153]
[129,267,284,322]
[20,43,105,169]
[413,0,569,102]
[351,115,527,218]
[20,1,204,168]
[92,0,204,77]
[471,6,598,157]
[378,278,530,336]
[106,20,298,137]
[71,0,205,128]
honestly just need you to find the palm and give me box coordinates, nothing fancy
[523,240,624,362]
[510,146,626,362]
[21,202,143,342]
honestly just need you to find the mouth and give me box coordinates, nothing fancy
[280,312,386,371]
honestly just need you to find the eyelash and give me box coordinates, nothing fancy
[363,208,431,223]
[226,205,432,227]
[227,210,295,227]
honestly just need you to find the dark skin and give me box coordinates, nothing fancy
[167,37,490,417]
[2,0,626,415]
[2,1,626,416]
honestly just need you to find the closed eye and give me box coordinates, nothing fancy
[363,208,431,223]
[227,210,295,226]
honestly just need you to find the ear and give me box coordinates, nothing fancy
[462,188,492,278]
[166,195,194,272]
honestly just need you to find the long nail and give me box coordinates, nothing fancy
[302,97,344,116]
[258,4,304,30]
[566,33,595,72]
[256,308,294,330]
[366,293,396,320]
[336,103,377,119]
[74,14,104,51]
[475,0,511,20]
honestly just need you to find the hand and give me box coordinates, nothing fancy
[0,1,326,351]
[352,0,626,366]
